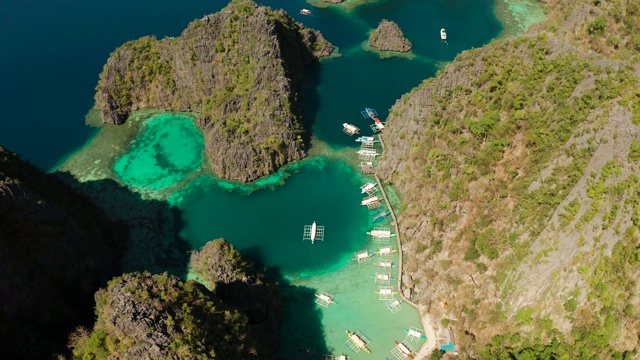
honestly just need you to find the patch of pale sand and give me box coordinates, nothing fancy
[414,306,438,359]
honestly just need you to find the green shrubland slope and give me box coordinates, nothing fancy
[377,0,640,358]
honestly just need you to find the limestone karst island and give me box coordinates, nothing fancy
[1,0,639,359]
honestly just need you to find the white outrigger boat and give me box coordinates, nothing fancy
[373,261,397,268]
[376,246,398,255]
[355,136,380,143]
[356,148,380,157]
[300,8,311,15]
[395,340,415,359]
[310,221,317,243]
[370,273,396,281]
[367,229,392,238]
[303,221,324,244]
[360,196,381,206]
[440,28,447,41]
[405,328,427,340]
[345,331,371,353]
[375,288,398,296]
[315,292,336,307]
[342,123,360,136]
[360,182,377,194]
[354,250,372,262]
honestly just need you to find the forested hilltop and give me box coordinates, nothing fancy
[69,240,281,359]
[95,0,333,182]
[377,0,640,358]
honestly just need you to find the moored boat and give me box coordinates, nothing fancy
[375,288,398,295]
[405,328,427,340]
[346,331,371,353]
[373,261,397,268]
[361,196,381,206]
[361,107,385,132]
[360,182,376,194]
[371,274,396,281]
[343,123,360,136]
[440,28,447,41]
[376,246,397,255]
[356,148,380,156]
[395,341,415,359]
[355,136,380,143]
[372,211,390,222]
[354,250,372,261]
[310,221,317,242]
[315,292,336,304]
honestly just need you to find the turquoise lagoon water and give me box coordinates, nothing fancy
[110,113,420,358]
[113,114,204,191]
[171,158,370,275]
[2,0,546,358]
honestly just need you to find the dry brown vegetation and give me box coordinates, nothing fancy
[376,1,640,358]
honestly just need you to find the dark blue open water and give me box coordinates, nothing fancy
[0,0,500,169]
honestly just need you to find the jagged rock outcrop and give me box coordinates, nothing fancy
[70,272,273,359]
[190,238,254,286]
[368,20,412,52]
[0,146,125,359]
[95,0,334,182]
[191,239,282,355]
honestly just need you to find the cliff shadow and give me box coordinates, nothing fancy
[297,61,322,149]
[0,163,128,359]
[240,245,329,359]
[55,172,191,277]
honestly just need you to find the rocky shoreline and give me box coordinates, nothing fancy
[95,0,334,183]
[368,20,412,52]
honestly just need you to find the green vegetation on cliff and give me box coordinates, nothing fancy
[69,272,272,359]
[368,19,412,53]
[190,239,254,287]
[190,239,282,355]
[70,239,280,359]
[541,0,640,57]
[95,0,334,182]
[377,1,640,358]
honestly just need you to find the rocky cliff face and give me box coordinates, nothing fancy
[0,147,125,359]
[190,238,254,286]
[190,239,282,356]
[368,20,412,52]
[95,0,333,182]
[376,15,640,359]
[70,272,271,359]
[70,248,281,360]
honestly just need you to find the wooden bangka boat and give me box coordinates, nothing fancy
[345,331,371,353]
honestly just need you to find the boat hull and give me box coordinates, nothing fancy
[394,341,414,359]
[311,221,317,241]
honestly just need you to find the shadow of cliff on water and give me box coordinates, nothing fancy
[0,156,127,359]
[51,171,329,359]
[242,246,329,359]
[55,172,191,277]
[298,61,322,149]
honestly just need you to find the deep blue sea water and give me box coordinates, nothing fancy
[0,0,500,169]
[0,0,224,170]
